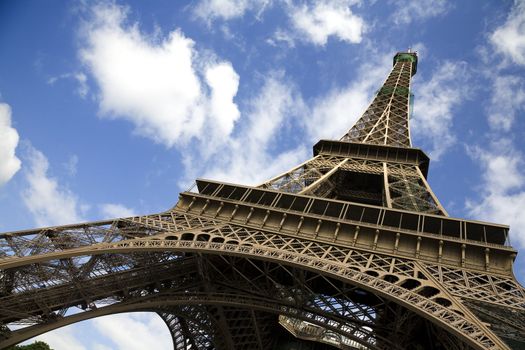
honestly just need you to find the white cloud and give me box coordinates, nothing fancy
[193,0,271,21]
[80,3,240,148]
[183,72,308,186]
[487,75,525,131]
[468,142,524,194]
[466,7,525,247]
[0,103,21,186]
[466,142,525,247]
[99,203,136,218]
[411,61,469,159]
[490,1,525,66]
[93,313,171,350]
[193,0,365,46]
[32,325,87,350]
[288,0,365,46]
[205,62,240,141]
[25,313,170,350]
[391,0,450,25]
[468,3,525,249]
[22,145,84,227]
[92,344,113,350]
[306,54,391,141]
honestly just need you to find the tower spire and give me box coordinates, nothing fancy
[260,51,446,215]
[341,51,417,147]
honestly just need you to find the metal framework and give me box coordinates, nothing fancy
[1,51,524,349]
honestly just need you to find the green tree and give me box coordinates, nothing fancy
[7,340,53,350]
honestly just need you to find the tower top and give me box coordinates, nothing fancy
[393,51,418,76]
[341,51,418,147]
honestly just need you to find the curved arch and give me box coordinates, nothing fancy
[3,291,393,349]
[0,232,501,350]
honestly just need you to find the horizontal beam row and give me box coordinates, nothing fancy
[180,180,515,274]
[314,141,429,176]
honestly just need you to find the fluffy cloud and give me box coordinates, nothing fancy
[468,1,525,248]
[469,192,525,247]
[306,54,391,141]
[288,0,365,46]
[391,0,450,25]
[93,313,172,350]
[193,0,271,21]
[99,203,136,218]
[205,62,241,139]
[193,0,366,46]
[466,142,525,247]
[469,143,524,194]
[411,61,469,159]
[33,326,86,350]
[467,3,525,249]
[185,72,308,186]
[28,313,170,350]
[0,103,21,186]
[22,145,84,227]
[490,1,525,66]
[487,75,525,131]
[80,3,240,148]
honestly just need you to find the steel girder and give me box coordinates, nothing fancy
[0,210,520,349]
[341,58,413,147]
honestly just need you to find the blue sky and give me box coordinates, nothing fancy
[1,0,525,348]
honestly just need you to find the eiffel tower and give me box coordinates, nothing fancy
[1,51,525,350]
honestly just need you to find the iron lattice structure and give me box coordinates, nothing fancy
[1,52,525,350]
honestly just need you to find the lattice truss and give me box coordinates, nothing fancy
[1,51,524,350]
[260,154,446,215]
[1,210,523,349]
[341,59,413,147]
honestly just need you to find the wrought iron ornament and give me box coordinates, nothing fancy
[1,52,524,349]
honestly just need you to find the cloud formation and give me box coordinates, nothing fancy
[490,1,525,66]
[288,1,365,46]
[99,203,136,218]
[193,0,271,21]
[0,103,21,186]
[34,326,86,350]
[93,313,172,350]
[192,0,366,47]
[486,75,525,131]
[30,313,170,350]
[22,145,84,226]
[184,72,308,186]
[466,142,525,248]
[411,61,469,159]
[391,0,450,25]
[306,54,391,141]
[80,3,240,147]
[465,2,525,249]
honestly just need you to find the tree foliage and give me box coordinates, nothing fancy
[7,341,53,350]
